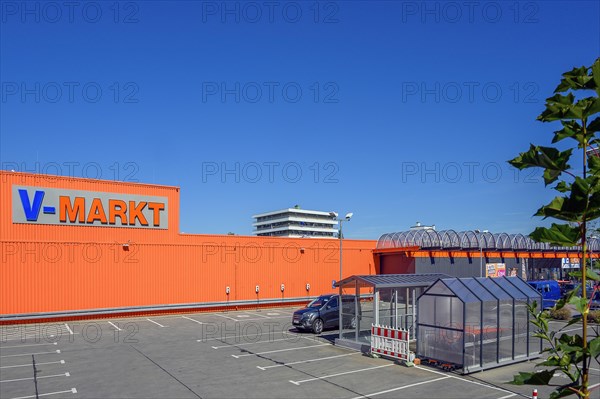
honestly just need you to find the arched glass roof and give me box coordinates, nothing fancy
[376,229,599,253]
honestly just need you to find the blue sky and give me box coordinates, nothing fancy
[1,1,599,239]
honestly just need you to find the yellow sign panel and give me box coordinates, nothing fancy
[486,263,506,278]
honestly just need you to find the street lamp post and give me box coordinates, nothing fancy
[330,211,353,340]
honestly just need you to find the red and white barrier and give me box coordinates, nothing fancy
[532,389,538,399]
[370,324,411,361]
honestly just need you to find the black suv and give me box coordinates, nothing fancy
[292,294,358,334]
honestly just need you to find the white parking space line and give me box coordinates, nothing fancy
[182,316,203,325]
[266,313,280,316]
[212,336,314,349]
[289,364,394,385]
[232,343,329,358]
[0,360,65,369]
[236,315,250,318]
[1,372,70,383]
[146,318,167,328]
[1,333,78,342]
[1,342,58,349]
[1,349,60,358]
[10,388,77,399]
[415,365,516,396]
[108,322,122,331]
[244,312,270,319]
[349,376,450,399]
[196,331,314,344]
[257,352,361,370]
[64,324,74,335]
[213,314,290,322]
[214,314,238,322]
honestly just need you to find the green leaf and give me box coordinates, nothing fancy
[588,155,600,175]
[554,181,572,193]
[589,336,600,358]
[530,224,580,246]
[586,268,600,281]
[508,145,572,185]
[549,386,581,399]
[539,93,581,121]
[569,268,600,282]
[588,117,600,133]
[509,370,556,385]
[592,57,600,96]
[577,97,600,119]
[555,285,581,310]
[552,120,583,144]
[568,296,588,314]
[536,356,561,367]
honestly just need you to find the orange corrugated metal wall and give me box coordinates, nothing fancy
[0,172,377,316]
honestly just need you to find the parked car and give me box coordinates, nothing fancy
[558,280,578,296]
[527,280,561,309]
[292,294,359,334]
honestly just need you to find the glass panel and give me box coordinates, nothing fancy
[514,298,528,358]
[435,296,463,329]
[493,278,527,299]
[446,279,479,302]
[377,288,395,327]
[418,295,436,326]
[477,278,512,300]
[462,279,496,301]
[481,299,498,367]
[509,277,542,300]
[340,286,357,341]
[357,286,374,344]
[427,280,454,296]
[417,325,463,367]
[498,299,513,361]
[449,297,463,329]
[464,301,481,369]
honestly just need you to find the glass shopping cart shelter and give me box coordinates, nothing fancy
[417,276,542,374]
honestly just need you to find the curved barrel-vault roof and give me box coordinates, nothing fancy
[376,229,599,253]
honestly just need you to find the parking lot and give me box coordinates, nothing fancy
[1,308,599,399]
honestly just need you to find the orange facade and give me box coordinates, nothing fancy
[0,172,377,319]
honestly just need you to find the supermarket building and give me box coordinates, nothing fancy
[0,171,591,323]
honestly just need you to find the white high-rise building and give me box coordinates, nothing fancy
[252,207,338,238]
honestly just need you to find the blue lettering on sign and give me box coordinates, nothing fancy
[43,206,56,214]
[18,189,45,221]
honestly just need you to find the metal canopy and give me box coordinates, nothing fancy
[376,229,600,252]
[335,273,450,289]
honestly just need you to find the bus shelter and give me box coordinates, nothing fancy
[417,276,542,374]
[334,274,448,352]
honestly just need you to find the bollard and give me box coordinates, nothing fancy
[532,389,538,399]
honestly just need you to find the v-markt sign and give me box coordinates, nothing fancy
[12,185,168,229]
